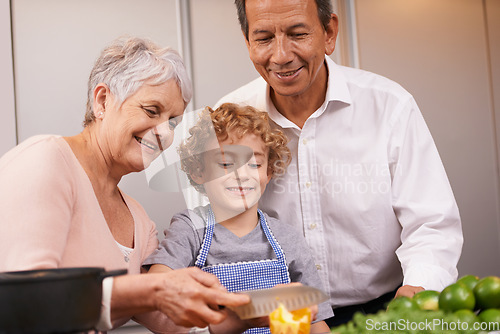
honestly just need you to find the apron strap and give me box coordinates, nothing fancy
[195,208,288,267]
[194,209,215,268]
[257,209,286,262]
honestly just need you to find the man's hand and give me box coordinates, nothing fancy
[395,285,425,298]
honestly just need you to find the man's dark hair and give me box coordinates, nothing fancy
[234,0,334,40]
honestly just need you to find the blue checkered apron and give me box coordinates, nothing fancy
[194,208,291,333]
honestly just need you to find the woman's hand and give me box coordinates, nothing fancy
[152,268,250,328]
[208,308,269,334]
[111,268,250,329]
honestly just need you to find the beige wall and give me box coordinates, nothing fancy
[355,0,500,277]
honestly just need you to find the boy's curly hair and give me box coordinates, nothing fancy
[178,103,291,194]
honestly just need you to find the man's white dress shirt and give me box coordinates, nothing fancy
[215,57,463,308]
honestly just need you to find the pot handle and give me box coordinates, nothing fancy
[100,269,128,280]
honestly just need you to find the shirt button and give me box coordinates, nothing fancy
[310,223,317,230]
[124,256,130,263]
[302,138,308,145]
[316,264,322,270]
[305,181,312,188]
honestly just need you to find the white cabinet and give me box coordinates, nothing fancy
[0,1,17,157]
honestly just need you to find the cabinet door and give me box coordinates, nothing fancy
[487,0,500,175]
[189,0,257,109]
[355,0,500,277]
[0,1,16,157]
[12,0,179,141]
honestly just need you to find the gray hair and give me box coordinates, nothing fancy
[84,36,193,127]
[234,0,333,40]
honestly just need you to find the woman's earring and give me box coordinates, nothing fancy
[97,111,104,118]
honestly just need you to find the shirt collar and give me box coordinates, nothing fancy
[265,86,299,129]
[324,56,353,106]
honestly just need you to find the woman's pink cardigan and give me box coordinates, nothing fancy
[0,135,159,274]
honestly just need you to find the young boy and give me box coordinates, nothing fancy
[144,103,332,333]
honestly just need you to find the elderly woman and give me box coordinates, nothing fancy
[0,36,248,332]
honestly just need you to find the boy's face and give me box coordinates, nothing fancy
[194,132,272,220]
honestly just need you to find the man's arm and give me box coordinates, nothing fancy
[390,97,463,291]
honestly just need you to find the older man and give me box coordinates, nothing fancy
[216,0,463,327]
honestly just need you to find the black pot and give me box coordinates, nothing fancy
[0,267,127,334]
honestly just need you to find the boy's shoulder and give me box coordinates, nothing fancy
[261,211,304,241]
[172,205,210,231]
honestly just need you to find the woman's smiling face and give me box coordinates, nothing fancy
[98,79,185,174]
